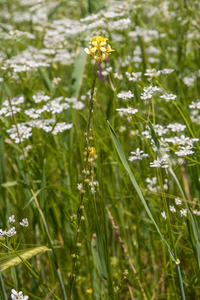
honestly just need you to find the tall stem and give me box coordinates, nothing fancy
[69,61,99,299]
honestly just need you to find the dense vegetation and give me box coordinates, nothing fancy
[0,0,200,299]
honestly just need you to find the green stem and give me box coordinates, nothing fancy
[69,61,99,299]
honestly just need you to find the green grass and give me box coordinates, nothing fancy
[0,0,200,299]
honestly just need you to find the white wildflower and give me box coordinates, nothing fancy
[128,148,149,161]
[183,76,195,87]
[161,212,167,219]
[175,146,194,156]
[114,73,123,80]
[169,205,176,213]
[77,183,82,191]
[8,215,15,224]
[72,101,85,110]
[11,289,29,300]
[150,154,169,168]
[180,209,187,217]
[116,107,138,115]
[160,93,177,102]
[167,123,186,132]
[117,91,134,100]
[175,197,182,205]
[19,218,29,227]
[32,92,50,103]
[6,227,17,237]
[125,71,142,82]
[193,210,200,216]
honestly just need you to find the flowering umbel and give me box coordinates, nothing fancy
[84,36,114,64]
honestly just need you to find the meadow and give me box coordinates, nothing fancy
[0,0,200,299]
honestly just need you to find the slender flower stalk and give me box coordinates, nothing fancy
[69,36,114,299]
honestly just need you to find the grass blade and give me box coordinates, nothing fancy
[0,272,7,300]
[71,45,86,98]
[107,120,175,261]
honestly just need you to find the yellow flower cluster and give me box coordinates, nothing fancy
[84,36,114,64]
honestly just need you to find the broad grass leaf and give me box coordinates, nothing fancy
[71,46,86,98]
[0,272,7,300]
[38,67,54,93]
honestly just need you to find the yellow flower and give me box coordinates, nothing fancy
[84,36,114,64]
[86,288,93,294]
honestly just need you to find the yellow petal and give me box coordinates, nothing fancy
[100,41,106,47]
[90,47,97,53]
[91,41,98,47]
[100,47,106,52]
[106,45,115,52]
[102,53,107,61]
[86,288,93,294]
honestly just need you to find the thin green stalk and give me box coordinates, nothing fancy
[69,61,99,299]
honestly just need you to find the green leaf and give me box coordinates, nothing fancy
[41,159,47,209]
[1,181,19,187]
[0,272,7,300]
[107,120,175,261]
[71,46,86,98]
[38,67,54,93]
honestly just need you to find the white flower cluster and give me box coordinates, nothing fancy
[175,146,194,157]
[102,66,113,76]
[161,205,187,219]
[129,26,166,43]
[142,124,198,157]
[189,100,200,110]
[109,18,131,30]
[32,92,50,103]
[167,123,186,132]
[160,93,177,102]
[193,210,200,216]
[116,107,138,116]
[150,154,169,168]
[0,96,24,116]
[0,227,16,237]
[19,218,29,227]
[180,209,187,217]
[169,205,176,213]
[7,124,32,143]
[189,100,200,123]
[117,90,134,100]
[11,289,29,300]
[6,119,73,143]
[25,97,70,118]
[154,124,169,136]
[77,183,83,191]
[175,197,182,205]
[125,71,142,82]
[140,86,160,101]
[128,148,148,161]
[0,216,29,236]
[146,177,168,193]
[144,68,174,77]
[89,181,99,194]
[8,215,15,223]
[6,29,35,39]
[1,46,75,73]
[183,75,196,87]
[113,72,123,80]
[161,212,167,219]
